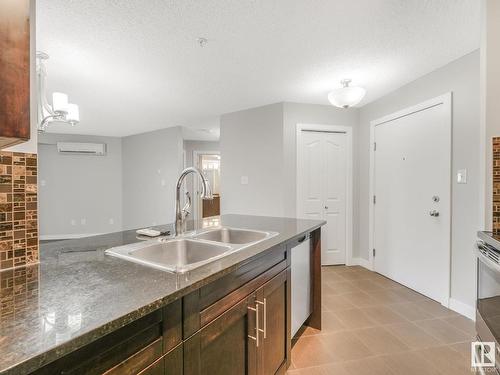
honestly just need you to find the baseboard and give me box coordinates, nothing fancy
[348,257,372,270]
[40,233,104,241]
[449,298,475,321]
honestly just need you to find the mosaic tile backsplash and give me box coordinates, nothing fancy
[0,151,38,270]
[0,264,38,320]
[494,138,500,233]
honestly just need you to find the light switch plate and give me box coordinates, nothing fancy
[240,176,249,185]
[457,169,467,184]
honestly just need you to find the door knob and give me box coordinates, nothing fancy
[429,210,439,217]
[324,206,328,210]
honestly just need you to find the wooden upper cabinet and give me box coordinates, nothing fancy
[0,0,31,149]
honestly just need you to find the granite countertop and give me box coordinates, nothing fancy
[0,214,324,374]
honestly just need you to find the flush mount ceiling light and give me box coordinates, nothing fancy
[36,51,80,133]
[328,79,366,109]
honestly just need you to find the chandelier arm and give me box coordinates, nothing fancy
[38,114,65,132]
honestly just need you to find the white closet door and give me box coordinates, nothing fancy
[297,130,347,265]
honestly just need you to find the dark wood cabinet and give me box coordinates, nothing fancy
[184,294,258,375]
[0,0,31,149]
[256,270,290,375]
[184,268,291,375]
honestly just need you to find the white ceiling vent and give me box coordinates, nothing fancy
[56,142,106,156]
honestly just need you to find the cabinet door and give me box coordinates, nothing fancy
[257,269,291,375]
[0,0,31,149]
[184,294,258,375]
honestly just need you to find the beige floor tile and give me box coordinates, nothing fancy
[298,311,346,337]
[387,301,435,321]
[339,291,380,307]
[291,335,335,369]
[322,272,348,284]
[349,278,387,292]
[416,345,474,375]
[322,283,337,295]
[291,266,475,375]
[366,274,403,289]
[391,286,430,302]
[385,321,442,349]
[333,308,377,329]
[381,351,443,375]
[360,305,407,325]
[441,315,476,336]
[337,271,372,281]
[322,294,356,312]
[368,289,409,304]
[287,363,350,375]
[416,299,459,318]
[319,331,374,362]
[351,326,409,355]
[449,341,474,359]
[323,281,360,295]
[343,356,397,375]
[416,318,471,344]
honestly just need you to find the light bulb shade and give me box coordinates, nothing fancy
[66,103,80,124]
[328,86,366,108]
[52,92,68,114]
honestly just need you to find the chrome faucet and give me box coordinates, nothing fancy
[174,167,213,236]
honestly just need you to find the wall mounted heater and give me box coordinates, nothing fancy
[56,142,106,156]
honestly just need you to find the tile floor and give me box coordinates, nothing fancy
[287,266,476,375]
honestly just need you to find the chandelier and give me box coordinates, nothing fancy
[36,52,80,133]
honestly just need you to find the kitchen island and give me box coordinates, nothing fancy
[0,214,324,375]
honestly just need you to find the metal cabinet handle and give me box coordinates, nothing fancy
[257,299,267,338]
[248,304,259,347]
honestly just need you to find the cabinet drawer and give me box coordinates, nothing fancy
[103,337,163,375]
[33,300,182,375]
[138,344,183,375]
[183,244,287,338]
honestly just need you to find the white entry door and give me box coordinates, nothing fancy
[297,128,348,265]
[372,94,451,304]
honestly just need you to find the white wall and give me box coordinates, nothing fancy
[220,102,358,218]
[220,103,285,216]
[357,51,480,310]
[482,0,500,228]
[38,133,123,237]
[122,126,183,229]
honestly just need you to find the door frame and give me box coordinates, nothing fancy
[368,93,452,306]
[296,123,353,266]
[193,150,220,220]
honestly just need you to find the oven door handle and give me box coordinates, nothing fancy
[476,241,500,273]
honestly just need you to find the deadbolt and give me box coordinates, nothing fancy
[429,210,440,217]
[432,196,440,202]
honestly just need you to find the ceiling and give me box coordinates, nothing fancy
[36,0,480,138]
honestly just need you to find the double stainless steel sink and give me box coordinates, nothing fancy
[105,227,278,273]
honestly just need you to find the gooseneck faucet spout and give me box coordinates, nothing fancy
[174,167,213,236]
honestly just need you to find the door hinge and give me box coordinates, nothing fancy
[374,142,377,151]
[373,248,376,257]
[373,195,376,204]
